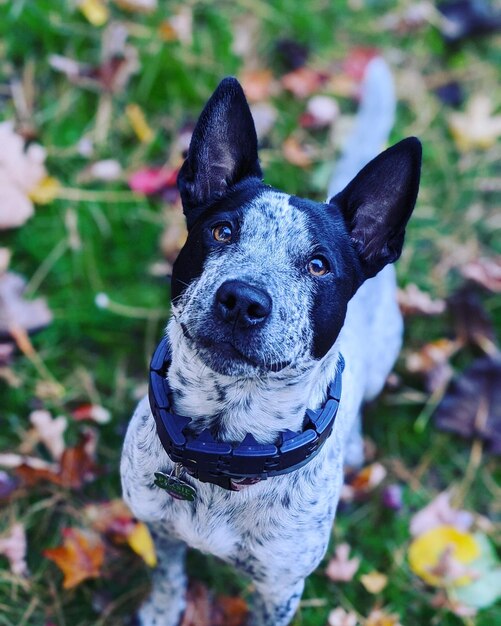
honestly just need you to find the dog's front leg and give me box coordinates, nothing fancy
[138,525,187,626]
[249,577,305,626]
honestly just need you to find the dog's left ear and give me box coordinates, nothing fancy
[330,137,422,279]
[177,77,262,229]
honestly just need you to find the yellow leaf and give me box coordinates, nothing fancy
[125,104,154,143]
[408,525,480,587]
[360,571,388,594]
[28,176,60,205]
[78,0,109,27]
[127,522,157,567]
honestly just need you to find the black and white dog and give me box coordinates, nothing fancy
[121,59,421,626]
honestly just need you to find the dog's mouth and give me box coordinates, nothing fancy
[180,323,290,374]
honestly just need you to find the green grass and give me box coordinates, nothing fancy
[0,0,500,624]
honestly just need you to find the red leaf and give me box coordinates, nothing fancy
[128,167,179,196]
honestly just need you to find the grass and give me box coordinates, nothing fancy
[0,0,500,624]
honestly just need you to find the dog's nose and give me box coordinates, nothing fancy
[215,280,272,327]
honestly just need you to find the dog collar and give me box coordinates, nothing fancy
[149,337,344,492]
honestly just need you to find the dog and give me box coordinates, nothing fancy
[121,58,421,626]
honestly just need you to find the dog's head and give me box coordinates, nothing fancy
[172,78,421,377]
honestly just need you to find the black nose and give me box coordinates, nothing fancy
[215,280,272,327]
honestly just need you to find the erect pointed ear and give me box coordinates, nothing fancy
[330,137,422,278]
[177,77,262,228]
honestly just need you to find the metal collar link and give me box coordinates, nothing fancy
[149,337,344,491]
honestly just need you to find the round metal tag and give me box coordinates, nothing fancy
[154,471,197,501]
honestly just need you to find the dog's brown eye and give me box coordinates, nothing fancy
[308,257,330,276]
[212,223,233,243]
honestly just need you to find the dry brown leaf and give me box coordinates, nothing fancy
[0,122,47,229]
[449,94,501,151]
[44,528,104,589]
[250,102,278,140]
[29,410,67,460]
[433,356,501,454]
[410,491,473,538]
[16,432,99,489]
[161,206,188,263]
[0,523,28,576]
[328,607,358,626]
[341,462,387,502]
[360,571,388,594]
[460,257,501,292]
[281,67,328,98]
[282,136,314,168]
[448,286,497,351]
[397,283,446,316]
[113,0,157,13]
[325,543,360,582]
[49,23,139,94]
[366,609,402,626]
[240,69,276,103]
[0,272,53,337]
[405,338,458,392]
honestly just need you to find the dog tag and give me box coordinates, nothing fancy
[154,467,197,502]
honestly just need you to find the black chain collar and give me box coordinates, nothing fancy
[149,337,344,491]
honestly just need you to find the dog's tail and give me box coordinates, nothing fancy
[327,57,396,199]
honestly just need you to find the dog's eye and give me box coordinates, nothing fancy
[212,223,233,243]
[307,257,330,277]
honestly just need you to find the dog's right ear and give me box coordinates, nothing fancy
[177,77,262,229]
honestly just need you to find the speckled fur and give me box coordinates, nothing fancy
[121,66,419,626]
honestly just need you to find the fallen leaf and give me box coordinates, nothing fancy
[213,596,248,626]
[240,69,276,103]
[365,608,402,626]
[343,47,380,82]
[28,176,60,205]
[397,284,446,316]
[438,0,501,43]
[16,432,99,489]
[0,523,28,576]
[342,462,387,501]
[433,356,501,453]
[449,94,501,151]
[159,7,193,44]
[0,248,11,274]
[128,166,179,196]
[360,571,388,594]
[113,0,157,12]
[126,103,154,143]
[78,0,109,27]
[79,159,123,183]
[0,452,58,472]
[30,410,67,460]
[50,24,139,94]
[275,39,310,72]
[300,95,339,129]
[0,272,53,337]
[448,286,497,351]
[0,122,47,229]
[460,257,501,292]
[379,2,435,35]
[410,491,473,538]
[434,82,464,107]
[408,525,480,587]
[126,522,157,567]
[381,484,403,511]
[431,590,478,618]
[328,607,358,626]
[325,543,360,582]
[250,102,278,140]
[71,403,111,424]
[0,470,19,499]
[44,528,104,589]
[282,136,314,168]
[405,338,458,392]
[281,67,328,98]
